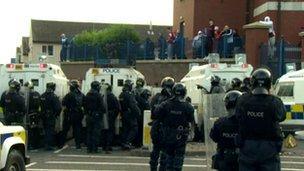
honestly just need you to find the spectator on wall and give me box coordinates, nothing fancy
[192,31,203,59]
[173,30,185,59]
[166,27,175,59]
[157,33,167,60]
[206,19,215,54]
[260,16,276,59]
[213,26,221,53]
[60,34,69,62]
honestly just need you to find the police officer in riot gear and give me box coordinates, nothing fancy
[84,81,105,153]
[235,68,286,171]
[155,83,194,171]
[227,78,242,92]
[210,90,242,171]
[210,75,225,94]
[133,78,150,147]
[0,80,25,125]
[24,81,41,149]
[119,80,141,150]
[61,80,85,149]
[240,77,251,93]
[149,76,175,171]
[40,82,62,150]
[101,83,120,153]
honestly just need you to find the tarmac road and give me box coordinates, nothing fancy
[25,142,304,171]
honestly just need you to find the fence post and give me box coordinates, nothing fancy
[278,37,285,76]
[223,36,228,58]
[299,32,304,67]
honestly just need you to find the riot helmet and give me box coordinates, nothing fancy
[9,80,21,92]
[211,75,221,86]
[231,78,242,89]
[161,77,175,89]
[223,90,242,110]
[242,77,251,87]
[104,83,112,93]
[8,78,17,86]
[141,89,152,99]
[172,83,187,98]
[91,81,101,92]
[251,68,272,95]
[136,78,145,88]
[46,82,56,92]
[69,80,80,92]
[123,79,133,91]
[24,81,34,89]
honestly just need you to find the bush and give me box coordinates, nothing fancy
[74,25,140,46]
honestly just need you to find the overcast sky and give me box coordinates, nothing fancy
[0,0,173,64]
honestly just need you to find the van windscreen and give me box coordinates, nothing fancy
[277,83,294,97]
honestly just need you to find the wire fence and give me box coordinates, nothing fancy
[60,33,245,65]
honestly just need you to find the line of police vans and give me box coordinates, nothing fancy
[0,57,304,147]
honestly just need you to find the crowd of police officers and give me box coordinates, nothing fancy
[0,67,286,171]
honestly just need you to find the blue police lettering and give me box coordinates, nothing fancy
[103,68,120,73]
[247,111,264,118]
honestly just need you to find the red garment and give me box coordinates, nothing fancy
[167,32,175,44]
[214,30,221,39]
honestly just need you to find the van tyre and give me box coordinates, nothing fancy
[4,149,25,171]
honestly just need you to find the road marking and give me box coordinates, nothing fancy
[46,161,207,168]
[281,155,304,159]
[282,168,304,171]
[282,161,304,165]
[58,154,206,161]
[54,145,69,154]
[27,169,125,171]
[26,162,37,168]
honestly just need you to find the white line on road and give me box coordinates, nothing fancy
[46,161,207,168]
[58,154,206,161]
[282,161,304,165]
[54,145,69,154]
[27,169,126,171]
[282,168,304,171]
[281,155,304,159]
[26,162,37,168]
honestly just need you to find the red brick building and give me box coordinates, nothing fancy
[174,0,304,45]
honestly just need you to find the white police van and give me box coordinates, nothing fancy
[181,62,253,106]
[0,63,69,100]
[82,67,145,97]
[274,69,304,131]
[0,121,30,171]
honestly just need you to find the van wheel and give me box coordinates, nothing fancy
[4,149,25,171]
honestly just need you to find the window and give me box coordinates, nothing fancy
[277,84,294,97]
[117,79,124,87]
[42,45,47,54]
[48,45,54,56]
[31,79,39,86]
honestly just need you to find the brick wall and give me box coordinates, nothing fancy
[60,59,234,85]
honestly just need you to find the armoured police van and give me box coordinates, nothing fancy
[181,63,253,106]
[0,63,69,99]
[0,121,30,171]
[274,69,304,131]
[82,67,145,97]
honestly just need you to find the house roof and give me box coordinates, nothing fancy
[31,19,170,44]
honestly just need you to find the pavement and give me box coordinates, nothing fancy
[25,140,304,171]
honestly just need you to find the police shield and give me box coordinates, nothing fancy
[101,83,109,130]
[20,86,30,128]
[203,93,227,170]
